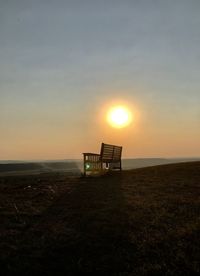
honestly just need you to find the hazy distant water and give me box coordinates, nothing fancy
[0,158,199,176]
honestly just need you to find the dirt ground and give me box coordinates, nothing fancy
[0,162,200,275]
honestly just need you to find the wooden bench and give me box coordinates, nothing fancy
[83,143,122,176]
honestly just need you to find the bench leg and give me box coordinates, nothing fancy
[83,155,86,176]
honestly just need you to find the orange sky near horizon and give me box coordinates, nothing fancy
[1,94,200,160]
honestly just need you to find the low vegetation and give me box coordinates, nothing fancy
[0,162,199,275]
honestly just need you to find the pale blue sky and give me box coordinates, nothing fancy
[0,0,200,159]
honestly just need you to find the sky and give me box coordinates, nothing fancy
[0,0,200,159]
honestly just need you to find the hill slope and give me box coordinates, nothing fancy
[0,162,199,275]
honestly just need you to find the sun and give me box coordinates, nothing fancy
[107,106,132,128]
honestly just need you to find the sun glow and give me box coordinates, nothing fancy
[107,106,132,128]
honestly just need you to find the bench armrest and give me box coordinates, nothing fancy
[83,153,101,163]
[83,153,100,156]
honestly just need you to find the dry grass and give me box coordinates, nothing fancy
[0,162,200,275]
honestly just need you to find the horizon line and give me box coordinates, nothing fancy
[0,157,200,162]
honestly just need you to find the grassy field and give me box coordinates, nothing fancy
[0,162,199,275]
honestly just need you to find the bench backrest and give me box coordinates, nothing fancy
[100,143,122,162]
